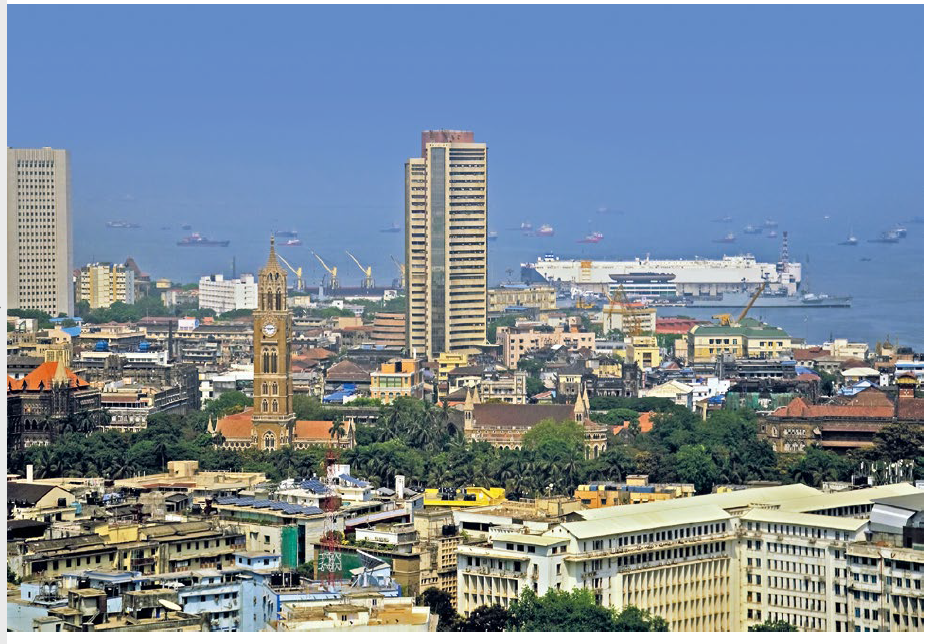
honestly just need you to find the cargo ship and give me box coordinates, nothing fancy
[763,218,779,228]
[380,223,402,233]
[520,221,533,231]
[487,230,498,240]
[536,224,554,237]
[743,224,763,234]
[713,232,736,243]
[275,229,299,238]
[679,289,852,308]
[839,230,858,246]
[868,230,899,244]
[283,239,302,246]
[106,220,140,229]
[177,232,230,247]
[577,231,604,244]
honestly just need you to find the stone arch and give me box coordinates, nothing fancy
[261,399,269,413]
[263,431,275,451]
[272,399,279,413]
[262,383,269,395]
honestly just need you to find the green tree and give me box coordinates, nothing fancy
[672,444,720,494]
[749,619,798,632]
[509,587,667,632]
[522,418,585,452]
[860,423,923,463]
[416,588,461,632]
[461,605,512,632]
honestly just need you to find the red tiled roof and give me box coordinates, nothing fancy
[614,411,655,435]
[295,420,348,442]
[216,409,254,439]
[472,404,574,428]
[896,398,924,420]
[841,359,870,370]
[796,373,821,382]
[793,347,830,360]
[325,360,371,382]
[771,397,895,420]
[301,347,336,360]
[10,362,89,391]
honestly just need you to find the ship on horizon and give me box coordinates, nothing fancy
[488,230,498,241]
[275,229,299,238]
[283,239,302,246]
[106,220,140,229]
[181,224,192,230]
[767,230,778,239]
[177,232,230,247]
[536,224,554,237]
[680,289,852,309]
[712,216,733,223]
[762,218,779,228]
[380,222,402,233]
[743,224,763,234]
[713,232,736,243]
[839,229,858,246]
[577,231,604,244]
[868,230,899,244]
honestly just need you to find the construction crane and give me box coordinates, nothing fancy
[346,251,375,289]
[575,296,594,310]
[276,254,305,291]
[712,282,767,326]
[604,283,644,336]
[311,251,339,290]
[390,255,406,290]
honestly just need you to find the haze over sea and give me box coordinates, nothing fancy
[78,213,923,352]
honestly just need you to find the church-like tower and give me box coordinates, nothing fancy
[252,237,295,449]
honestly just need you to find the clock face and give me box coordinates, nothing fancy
[262,322,277,337]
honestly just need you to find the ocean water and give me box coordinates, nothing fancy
[76,216,924,351]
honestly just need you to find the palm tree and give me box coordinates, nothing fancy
[329,417,346,447]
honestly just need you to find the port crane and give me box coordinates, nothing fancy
[311,251,339,290]
[712,282,766,326]
[604,283,644,336]
[276,254,305,291]
[346,251,375,289]
[390,255,406,290]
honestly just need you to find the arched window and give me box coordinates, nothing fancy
[262,383,269,395]
[263,432,275,450]
[261,399,269,412]
[275,290,282,310]
[262,350,269,374]
[272,400,279,413]
[271,382,278,396]
[270,349,278,373]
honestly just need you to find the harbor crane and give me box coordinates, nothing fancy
[390,255,406,290]
[346,251,375,289]
[311,251,339,290]
[712,282,767,326]
[605,283,644,336]
[276,254,305,291]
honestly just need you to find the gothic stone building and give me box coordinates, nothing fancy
[7,362,102,449]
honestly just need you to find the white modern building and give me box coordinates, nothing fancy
[198,274,258,314]
[7,147,74,316]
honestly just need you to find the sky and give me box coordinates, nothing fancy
[7,4,923,272]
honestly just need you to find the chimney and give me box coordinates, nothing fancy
[26,464,34,483]
[395,475,405,500]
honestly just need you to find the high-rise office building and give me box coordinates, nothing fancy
[7,147,74,316]
[78,262,136,309]
[405,130,488,358]
[198,273,258,314]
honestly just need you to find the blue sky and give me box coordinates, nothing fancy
[8,4,923,255]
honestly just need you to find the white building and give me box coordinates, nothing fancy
[7,148,74,316]
[198,274,258,314]
[456,482,922,632]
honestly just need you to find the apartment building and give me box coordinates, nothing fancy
[456,482,922,632]
[370,358,424,404]
[487,284,557,313]
[497,325,597,369]
[7,147,74,316]
[197,274,258,314]
[405,130,488,358]
[78,262,135,309]
[688,318,793,364]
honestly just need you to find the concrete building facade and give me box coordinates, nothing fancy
[198,274,258,314]
[405,130,488,358]
[78,262,135,309]
[7,147,74,316]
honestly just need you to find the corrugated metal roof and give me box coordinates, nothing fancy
[742,508,867,532]
[777,483,919,513]
[345,507,408,528]
[560,505,732,539]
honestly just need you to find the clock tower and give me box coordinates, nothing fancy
[251,237,295,450]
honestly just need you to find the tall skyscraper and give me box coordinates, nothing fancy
[405,130,488,358]
[7,147,74,316]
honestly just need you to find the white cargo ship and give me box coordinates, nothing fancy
[521,253,803,299]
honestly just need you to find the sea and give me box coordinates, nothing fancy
[76,217,924,352]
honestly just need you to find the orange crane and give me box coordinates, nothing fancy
[712,282,767,326]
[390,255,406,290]
[346,251,375,289]
[276,254,304,291]
[311,251,339,290]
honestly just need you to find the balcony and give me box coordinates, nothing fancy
[462,565,525,580]
[563,531,732,562]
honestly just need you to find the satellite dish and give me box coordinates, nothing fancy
[159,599,183,612]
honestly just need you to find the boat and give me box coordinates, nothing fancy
[681,289,852,308]
[713,233,736,243]
[380,223,402,233]
[577,231,604,244]
[106,220,140,229]
[283,239,302,246]
[860,257,872,262]
[519,221,533,232]
[762,219,779,228]
[536,224,554,237]
[743,224,763,234]
[275,229,299,238]
[712,216,733,223]
[767,230,778,239]
[176,232,230,247]
[892,225,907,238]
[868,230,899,244]
[181,224,192,230]
[839,230,858,246]
[487,230,498,240]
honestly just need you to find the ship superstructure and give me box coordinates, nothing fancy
[522,253,802,299]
